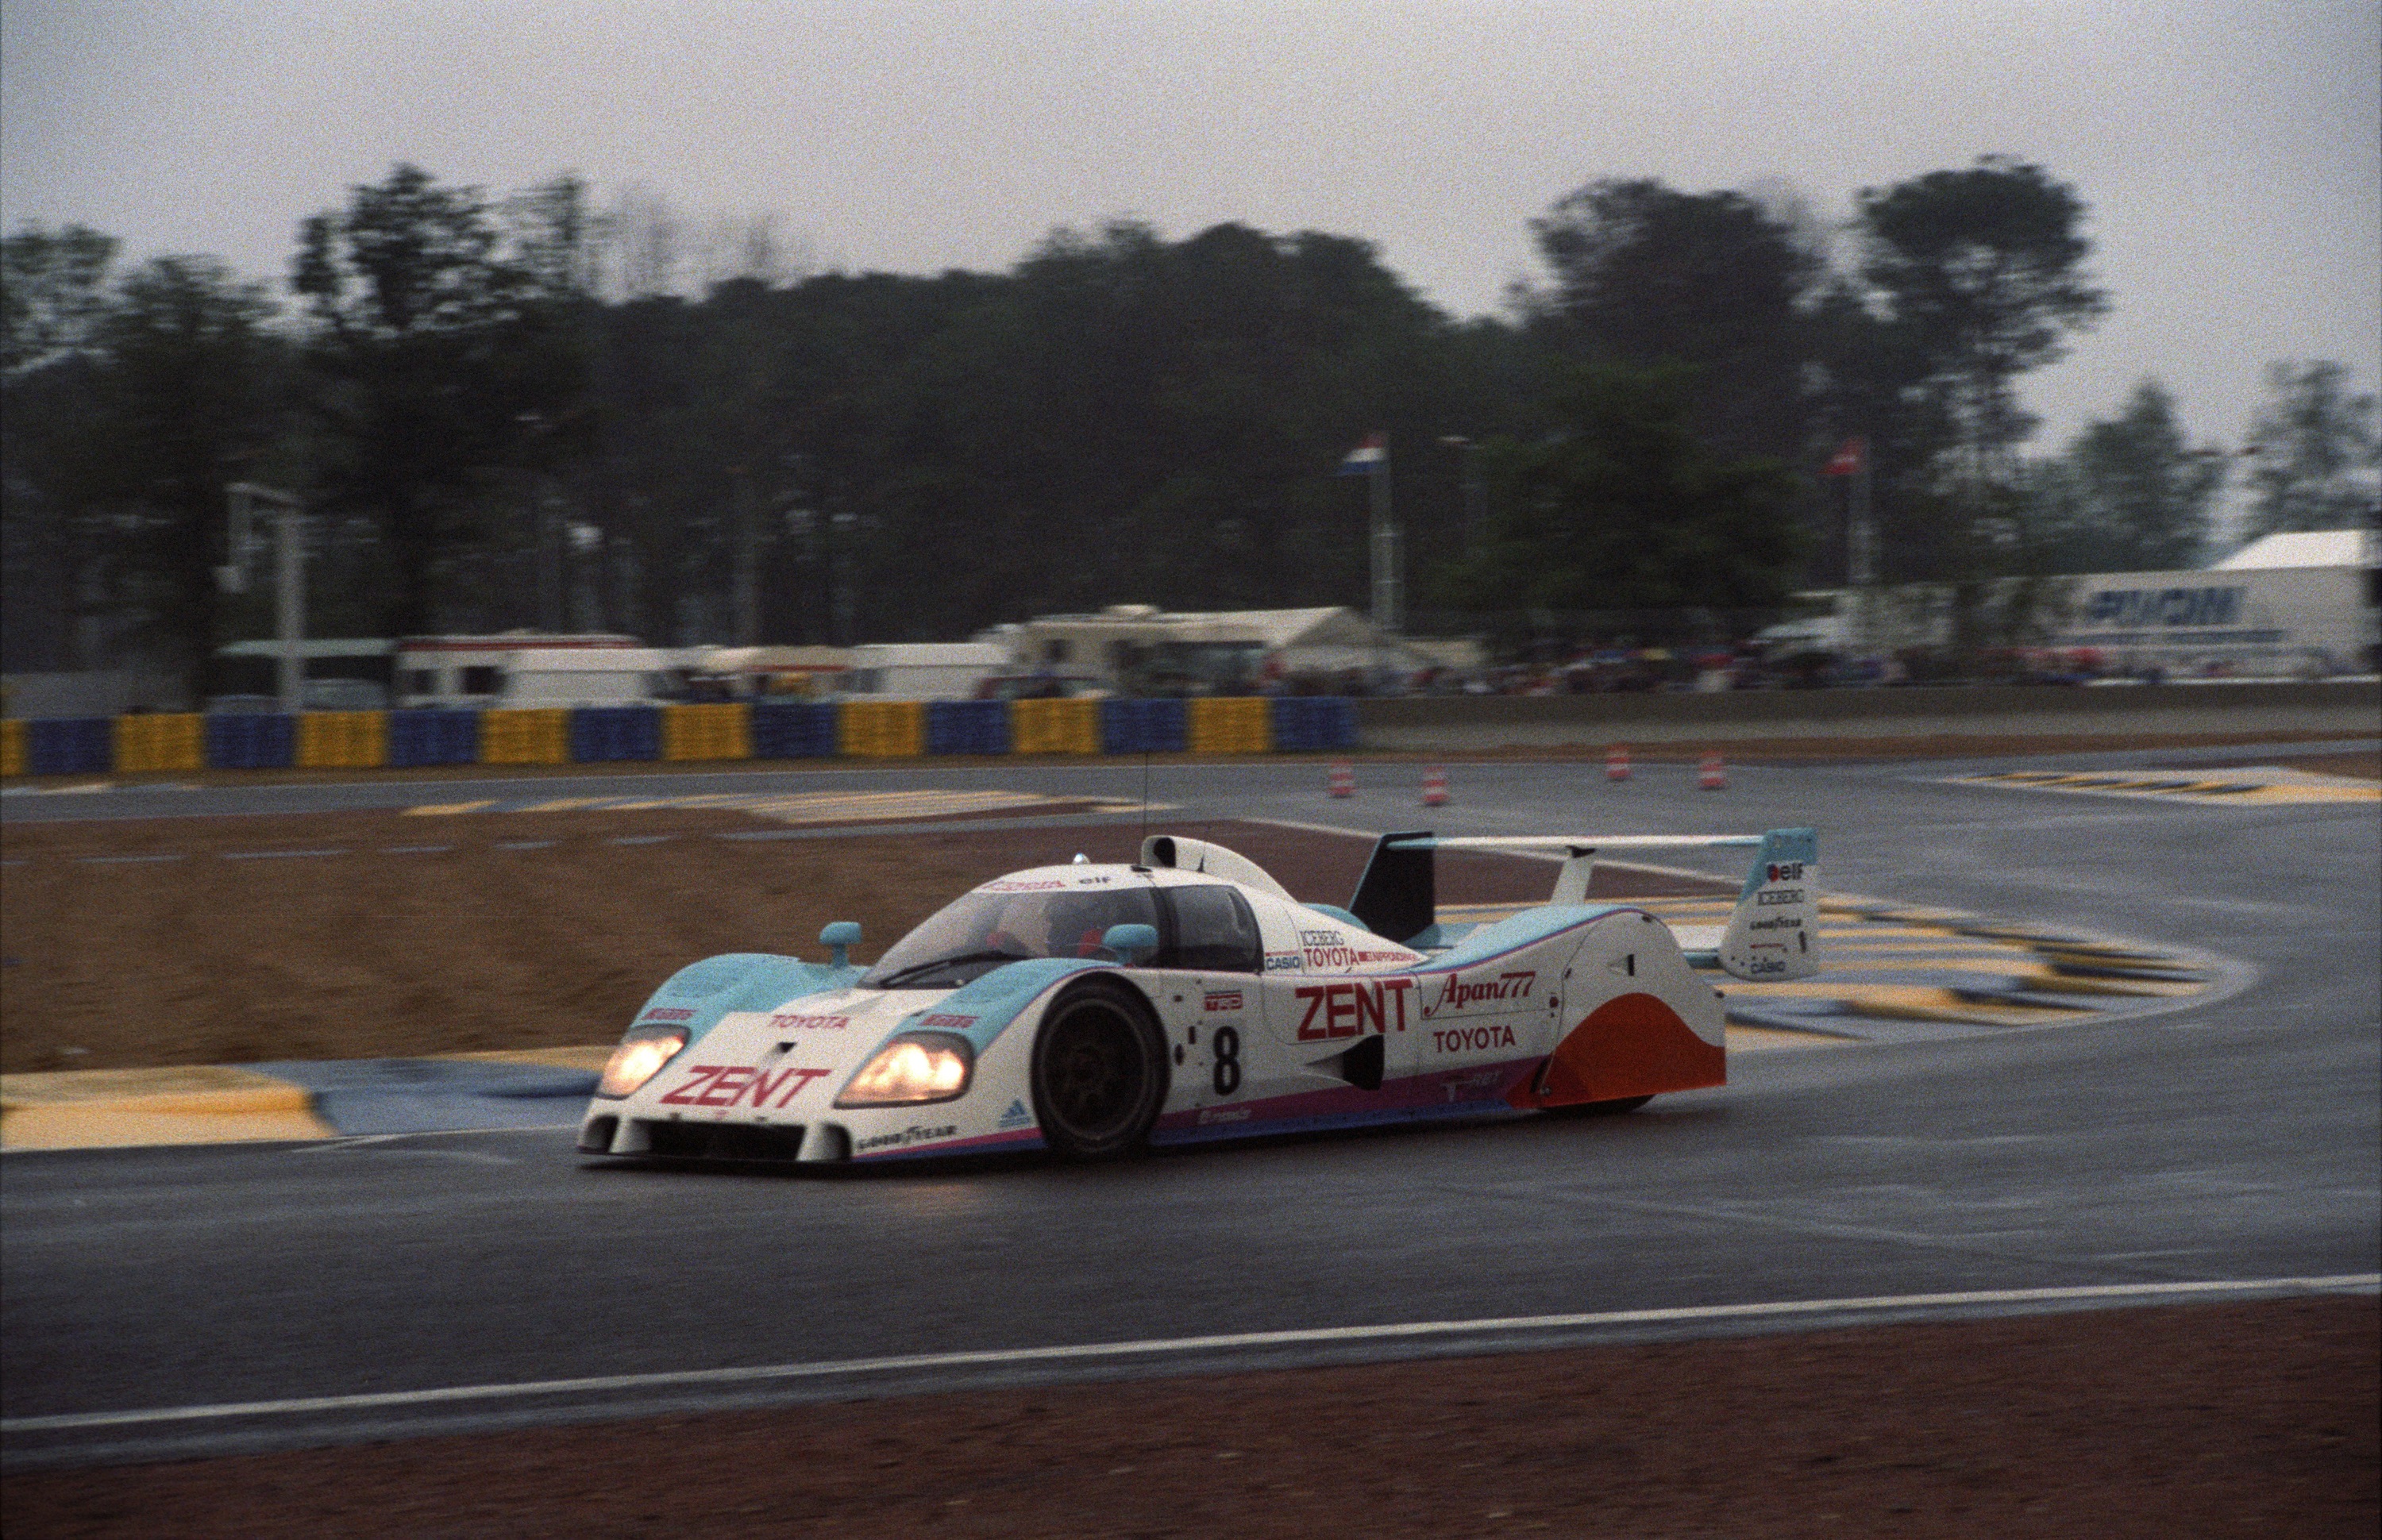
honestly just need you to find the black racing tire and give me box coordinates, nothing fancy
[1031,976,1168,1161]
[1547,1094,1654,1118]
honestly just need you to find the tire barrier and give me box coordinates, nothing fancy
[1100,697,1188,755]
[927,699,1013,757]
[479,707,569,766]
[387,708,480,768]
[114,714,205,774]
[4,696,1356,776]
[750,700,838,760]
[296,710,389,770]
[29,716,114,776]
[571,704,662,764]
[1187,696,1273,754]
[204,712,295,771]
[1270,696,1357,754]
[838,699,926,758]
[662,703,751,762]
[1012,697,1100,755]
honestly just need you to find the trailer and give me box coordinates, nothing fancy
[395,635,685,708]
[2052,531,2379,679]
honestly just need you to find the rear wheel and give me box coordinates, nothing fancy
[1031,977,1167,1160]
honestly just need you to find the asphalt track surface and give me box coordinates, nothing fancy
[4,744,2377,1468]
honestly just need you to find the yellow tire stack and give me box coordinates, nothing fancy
[1186,697,1273,754]
[295,710,389,769]
[838,700,925,758]
[662,703,752,762]
[113,714,206,773]
[479,707,569,765]
[2,719,28,779]
[1010,697,1100,754]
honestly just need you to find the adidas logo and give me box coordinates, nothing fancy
[997,1099,1033,1130]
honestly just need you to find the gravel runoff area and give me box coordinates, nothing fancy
[5,1299,2372,1538]
[0,814,1680,1074]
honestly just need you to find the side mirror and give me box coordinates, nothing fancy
[1101,923,1158,964]
[819,921,861,968]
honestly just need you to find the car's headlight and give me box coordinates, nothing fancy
[835,1032,973,1107]
[597,1028,689,1098]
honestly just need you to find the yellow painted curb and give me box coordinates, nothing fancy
[1725,1025,1855,1053]
[0,1065,334,1149]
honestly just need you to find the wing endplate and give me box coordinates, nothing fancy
[1718,827,1820,982]
[1349,830,1436,944]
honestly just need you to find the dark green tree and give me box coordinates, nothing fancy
[2026,379,2225,572]
[90,256,286,691]
[2,224,119,375]
[1446,364,1806,619]
[2,225,121,668]
[294,164,591,634]
[1856,157,2108,506]
[1522,179,1822,464]
[2243,361,2378,536]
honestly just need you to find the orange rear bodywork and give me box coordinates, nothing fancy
[1509,991,1726,1109]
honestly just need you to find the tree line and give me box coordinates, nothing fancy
[4,158,2373,691]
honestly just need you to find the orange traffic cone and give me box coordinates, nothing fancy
[1698,752,1728,791]
[1328,761,1355,799]
[1421,767,1450,807]
[1605,745,1631,783]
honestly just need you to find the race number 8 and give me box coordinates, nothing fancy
[1212,1026,1241,1095]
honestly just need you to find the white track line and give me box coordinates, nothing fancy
[7,1273,2372,1434]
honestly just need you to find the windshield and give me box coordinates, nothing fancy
[861,883,1162,990]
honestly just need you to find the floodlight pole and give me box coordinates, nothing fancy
[224,483,307,712]
[1368,438,1400,636]
[1847,450,1875,658]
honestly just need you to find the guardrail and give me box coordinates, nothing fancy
[0,697,1360,777]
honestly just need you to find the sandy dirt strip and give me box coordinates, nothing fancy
[0,814,1673,1073]
[5,1298,2371,1538]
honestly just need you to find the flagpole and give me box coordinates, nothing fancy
[1850,441,1874,660]
[1369,435,1399,637]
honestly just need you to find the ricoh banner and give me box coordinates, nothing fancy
[2058,566,2375,676]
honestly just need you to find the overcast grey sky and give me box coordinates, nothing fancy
[4,0,2376,462]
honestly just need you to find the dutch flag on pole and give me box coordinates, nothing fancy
[1336,433,1387,475]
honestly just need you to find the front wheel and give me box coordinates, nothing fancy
[1031,977,1168,1160]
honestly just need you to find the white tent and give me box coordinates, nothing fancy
[2210,529,2375,570]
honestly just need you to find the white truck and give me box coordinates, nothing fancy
[835,642,1009,700]
[395,636,686,709]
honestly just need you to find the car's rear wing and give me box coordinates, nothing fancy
[1355,828,1821,983]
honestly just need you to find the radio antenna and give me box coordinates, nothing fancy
[1139,748,1151,845]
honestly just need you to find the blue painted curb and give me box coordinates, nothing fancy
[250,1059,598,1136]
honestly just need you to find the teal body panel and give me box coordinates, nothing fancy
[637,953,864,1049]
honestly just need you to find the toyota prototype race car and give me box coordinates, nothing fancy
[578,826,1819,1166]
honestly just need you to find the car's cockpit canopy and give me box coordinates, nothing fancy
[860,870,1264,990]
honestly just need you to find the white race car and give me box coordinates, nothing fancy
[578,826,1818,1165]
